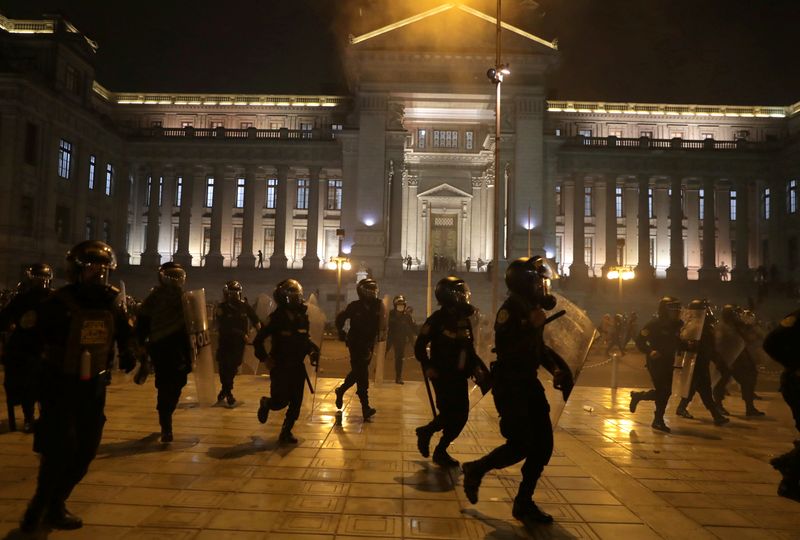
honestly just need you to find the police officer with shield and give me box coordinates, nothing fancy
[763,309,800,501]
[137,262,192,442]
[388,294,415,384]
[20,241,137,533]
[215,280,260,406]
[414,277,485,467]
[462,256,573,525]
[713,305,764,416]
[630,296,683,432]
[254,279,320,444]
[334,278,381,420]
[0,264,53,432]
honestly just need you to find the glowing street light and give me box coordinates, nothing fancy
[607,265,635,305]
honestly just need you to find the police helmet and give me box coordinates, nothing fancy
[158,261,186,288]
[505,256,557,309]
[689,298,716,324]
[224,280,243,302]
[720,304,739,323]
[434,276,471,308]
[657,296,682,318]
[356,278,379,301]
[274,278,304,307]
[25,263,53,290]
[66,240,117,285]
[393,295,407,311]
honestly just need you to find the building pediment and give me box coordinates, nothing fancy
[418,182,473,199]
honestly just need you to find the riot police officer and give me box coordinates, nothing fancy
[215,280,260,406]
[254,279,320,444]
[713,305,764,416]
[334,278,381,419]
[630,296,683,432]
[20,241,137,533]
[388,294,415,384]
[137,262,192,443]
[0,264,53,432]
[674,300,729,426]
[763,309,800,501]
[462,256,573,525]
[414,277,484,467]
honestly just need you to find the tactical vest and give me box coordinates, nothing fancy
[60,293,116,379]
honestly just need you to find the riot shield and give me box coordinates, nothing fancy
[673,305,706,399]
[714,319,746,369]
[372,295,391,384]
[182,288,217,406]
[253,293,277,325]
[245,293,277,375]
[306,294,327,418]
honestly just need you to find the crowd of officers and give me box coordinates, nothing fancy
[1,239,798,533]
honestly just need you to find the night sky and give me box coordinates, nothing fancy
[3,0,798,105]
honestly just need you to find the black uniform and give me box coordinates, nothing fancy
[676,321,728,424]
[0,286,52,429]
[414,306,478,464]
[388,308,415,382]
[713,350,760,414]
[335,298,381,410]
[215,298,259,397]
[632,315,683,424]
[253,304,318,436]
[137,284,192,435]
[28,284,135,525]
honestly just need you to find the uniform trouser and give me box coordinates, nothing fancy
[31,378,106,511]
[341,345,372,406]
[217,338,245,394]
[713,356,758,406]
[420,375,469,453]
[637,358,674,419]
[473,367,553,502]
[391,341,406,380]
[679,357,718,415]
[4,353,41,422]
[267,361,306,431]
[148,337,189,432]
[781,371,800,432]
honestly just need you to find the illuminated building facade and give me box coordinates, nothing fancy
[1,7,799,287]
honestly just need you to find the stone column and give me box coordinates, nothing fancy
[140,165,162,267]
[158,170,175,260]
[237,165,258,268]
[732,178,751,281]
[407,174,420,264]
[205,164,226,269]
[602,176,618,274]
[636,175,653,279]
[270,165,289,269]
[698,177,718,281]
[666,176,687,280]
[570,174,588,279]
[303,167,322,269]
[385,141,406,276]
[114,162,132,266]
[173,167,195,267]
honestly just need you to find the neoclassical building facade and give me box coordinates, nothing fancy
[1,7,799,287]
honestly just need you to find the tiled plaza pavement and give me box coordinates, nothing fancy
[0,373,799,539]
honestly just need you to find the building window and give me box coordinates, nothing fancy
[265,178,277,209]
[584,236,594,268]
[172,226,179,254]
[296,178,309,209]
[205,177,215,208]
[150,120,163,128]
[331,123,343,131]
[175,177,183,207]
[417,129,427,149]
[555,185,563,216]
[640,130,653,138]
[20,196,34,237]
[145,176,152,205]
[730,190,737,221]
[702,132,714,140]
[764,187,771,220]
[608,129,624,138]
[105,164,113,196]
[615,187,624,218]
[650,237,656,267]
[788,180,797,214]
[263,227,275,257]
[55,206,71,243]
[578,129,592,138]
[555,128,562,137]
[202,227,211,256]
[57,139,72,179]
[24,122,39,165]
[85,215,95,240]
[240,122,253,129]
[699,189,705,220]
[158,177,164,207]
[327,179,343,210]
[210,121,224,129]
[555,235,563,265]
[648,188,654,218]
[670,131,685,139]
[235,178,245,208]
[465,131,474,150]
[584,187,593,217]
[294,228,307,263]
[736,130,750,140]
[232,227,243,261]
[65,65,79,95]
[433,130,458,148]
[300,122,313,139]
[88,155,96,189]
[103,220,111,244]
[181,121,193,128]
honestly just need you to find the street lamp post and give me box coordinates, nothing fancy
[326,228,351,316]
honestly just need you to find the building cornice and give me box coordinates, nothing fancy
[547,99,789,119]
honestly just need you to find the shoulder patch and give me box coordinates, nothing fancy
[780,315,797,328]
[496,309,510,325]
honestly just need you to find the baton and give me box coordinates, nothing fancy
[545,310,567,325]
[421,370,437,418]
[303,364,315,394]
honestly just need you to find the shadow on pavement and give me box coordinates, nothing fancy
[97,433,199,458]
[207,436,276,459]
[396,462,455,493]
[462,507,567,539]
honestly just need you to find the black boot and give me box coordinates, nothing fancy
[629,391,643,413]
[217,390,226,403]
[334,386,344,410]
[432,446,459,468]
[159,411,173,443]
[279,419,298,444]
[462,460,485,504]
[226,392,237,407]
[46,503,83,530]
[715,402,730,416]
[651,417,671,433]
[416,426,433,458]
[362,405,377,420]
[512,498,553,525]
[745,404,765,416]
[257,396,270,424]
[20,496,47,533]
[675,400,694,419]
[713,413,730,426]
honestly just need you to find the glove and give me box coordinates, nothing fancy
[338,330,347,342]
[310,351,320,368]
[553,369,574,401]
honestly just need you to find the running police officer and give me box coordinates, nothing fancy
[20,241,137,533]
[414,277,484,467]
[713,305,764,416]
[763,309,800,501]
[462,256,573,525]
[630,296,683,432]
[254,279,320,444]
[388,294,415,384]
[0,264,53,432]
[334,278,381,420]
[137,262,192,442]
[215,280,260,406]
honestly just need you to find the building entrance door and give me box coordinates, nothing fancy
[431,213,458,268]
